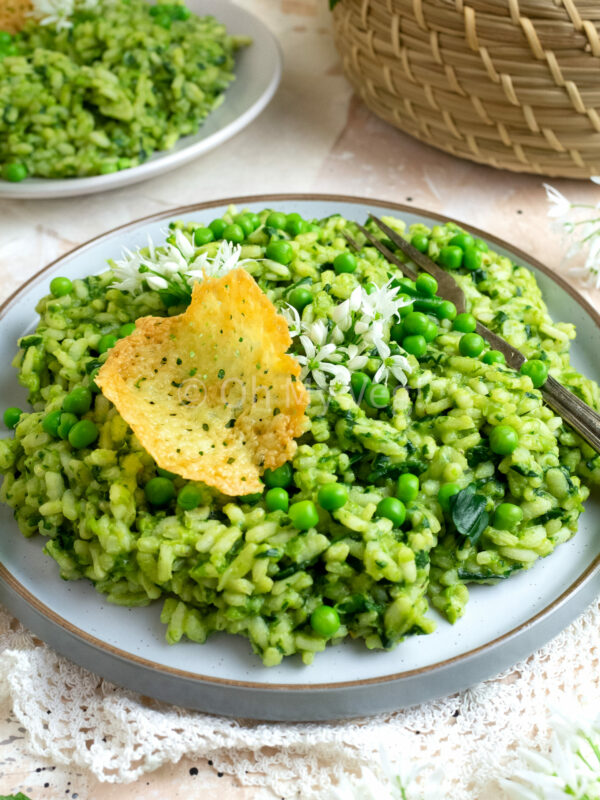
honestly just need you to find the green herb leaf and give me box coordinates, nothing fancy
[329,0,341,7]
[0,794,33,800]
[449,485,489,544]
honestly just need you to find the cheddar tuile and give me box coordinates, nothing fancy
[0,0,33,33]
[96,269,308,496]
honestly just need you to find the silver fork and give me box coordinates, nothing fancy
[343,215,600,454]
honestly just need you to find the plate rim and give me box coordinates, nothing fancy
[0,0,283,200]
[1,191,599,691]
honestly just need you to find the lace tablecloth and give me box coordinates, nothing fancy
[0,598,599,798]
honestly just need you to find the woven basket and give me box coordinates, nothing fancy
[331,0,600,178]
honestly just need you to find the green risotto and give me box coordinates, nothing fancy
[0,0,248,181]
[1,208,599,666]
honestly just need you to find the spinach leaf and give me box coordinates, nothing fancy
[449,485,489,544]
[466,444,493,468]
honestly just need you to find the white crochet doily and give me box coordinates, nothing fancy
[0,595,598,798]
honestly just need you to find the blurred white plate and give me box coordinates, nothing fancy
[0,1,281,200]
[0,195,599,721]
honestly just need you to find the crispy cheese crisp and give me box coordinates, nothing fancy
[0,0,33,33]
[96,269,308,495]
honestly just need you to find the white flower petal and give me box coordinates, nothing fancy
[146,275,169,290]
[544,183,572,218]
[175,228,195,259]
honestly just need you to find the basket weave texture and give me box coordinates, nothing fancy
[332,0,600,178]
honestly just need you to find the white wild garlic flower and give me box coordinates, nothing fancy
[544,181,600,289]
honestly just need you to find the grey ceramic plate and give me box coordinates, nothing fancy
[1,195,599,722]
[0,1,282,200]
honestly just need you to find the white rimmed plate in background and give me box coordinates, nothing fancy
[0,2,282,200]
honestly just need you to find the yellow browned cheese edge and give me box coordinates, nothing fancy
[95,269,308,495]
[0,1,34,33]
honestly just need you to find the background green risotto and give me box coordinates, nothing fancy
[0,0,248,181]
[1,209,599,666]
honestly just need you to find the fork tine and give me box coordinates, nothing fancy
[342,230,362,252]
[369,214,466,314]
[352,222,417,281]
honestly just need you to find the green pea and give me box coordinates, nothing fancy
[402,311,429,337]
[57,412,78,440]
[222,223,245,244]
[376,496,406,526]
[490,424,519,455]
[463,246,483,272]
[520,359,548,388]
[63,387,92,416]
[286,213,308,236]
[0,32,12,46]
[333,253,357,274]
[288,286,313,312]
[473,238,489,252]
[145,476,175,507]
[483,350,506,365]
[449,233,475,251]
[453,312,477,333]
[263,462,293,488]
[390,323,404,343]
[3,163,27,182]
[439,245,463,269]
[154,12,172,28]
[118,322,136,338]
[3,407,22,429]
[398,297,414,317]
[438,300,457,320]
[350,371,371,401]
[423,319,439,342]
[68,419,99,449]
[235,213,258,237]
[411,233,429,253]
[50,277,73,298]
[459,332,485,358]
[365,383,390,409]
[266,211,288,229]
[42,409,63,437]
[438,482,461,511]
[157,467,178,479]
[208,218,228,238]
[310,605,340,638]
[402,334,427,358]
[415,273,438,297]
[397,473,419,503]
[266,240,294,265]
[317,482,348,511]
[493,502,523,530]
[289,500,319,530]
[172,5,191,19]
[177,484,203,510]
[97,333,118,354]
[265,487,289,512]
[193,226,214,246]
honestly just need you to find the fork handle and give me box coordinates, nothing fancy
[541,377,600,453]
